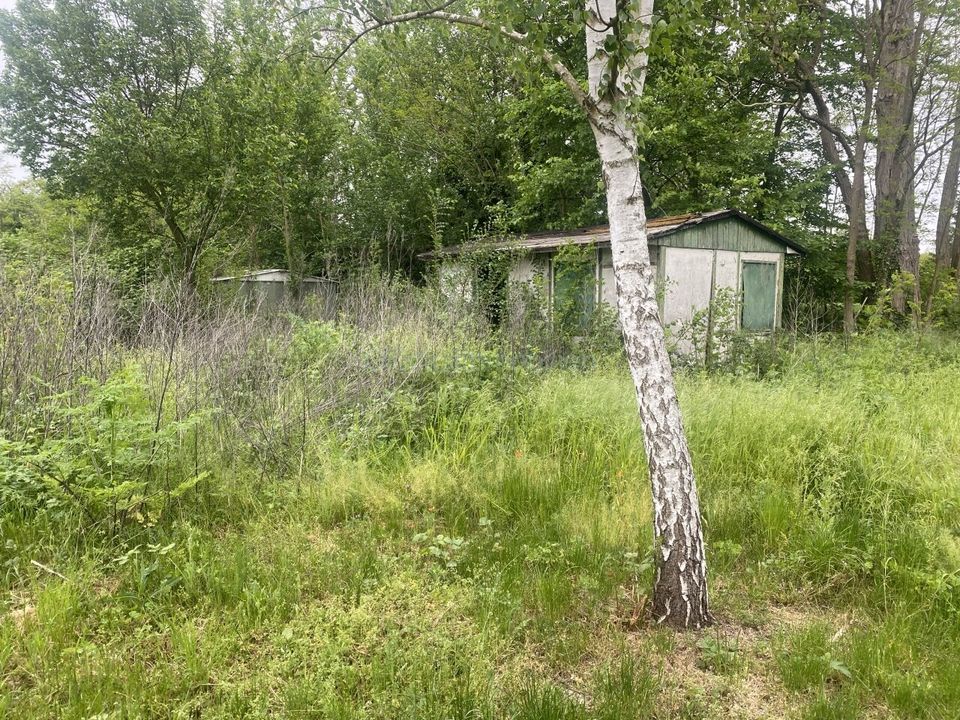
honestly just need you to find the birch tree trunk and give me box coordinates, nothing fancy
[584,0,710,629]
[340,0,712,629]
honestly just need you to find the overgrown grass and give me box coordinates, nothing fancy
[2,281,959,718]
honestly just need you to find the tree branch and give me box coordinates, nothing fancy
[315,2,598,123]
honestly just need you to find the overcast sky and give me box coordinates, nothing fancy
[0,0,30,183]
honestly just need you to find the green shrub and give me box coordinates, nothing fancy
[1,365,208,533]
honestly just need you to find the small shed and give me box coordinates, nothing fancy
[428,209,805,334]
[211,269,337,308]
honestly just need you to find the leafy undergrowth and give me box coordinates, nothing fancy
[2,333,960,718]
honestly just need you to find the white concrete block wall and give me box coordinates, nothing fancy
[714,250,739,294]
[599,248,617,308]
[508,256,536,284]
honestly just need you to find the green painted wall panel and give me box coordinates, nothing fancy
[653,218,786,253]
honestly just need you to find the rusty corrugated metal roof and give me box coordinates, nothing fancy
[422,209,805,257]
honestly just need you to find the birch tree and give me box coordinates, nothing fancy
[321,0,710,628]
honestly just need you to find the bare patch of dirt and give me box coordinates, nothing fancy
[3,592,36,632]
[594,598,861,719]
[652,616,791,720]
[7,604,36,632]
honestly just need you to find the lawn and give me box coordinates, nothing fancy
[2,317,960,718]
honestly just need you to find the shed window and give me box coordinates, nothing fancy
[552,255,596,330]
[741,261,777,331]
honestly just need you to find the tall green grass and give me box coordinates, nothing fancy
[2,329,960,718]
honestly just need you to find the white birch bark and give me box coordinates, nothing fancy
[584,0,710,628]
[347,0,712,629]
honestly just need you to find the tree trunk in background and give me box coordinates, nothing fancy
[952,203,960,292]
[926,92,960,309]
[796,0,877,333]
[874,0,919,309]
[934,94,960,267]
[585,0,710,629]
[846,145,871,331]
[803,77,872,334]
[848,69,876,332]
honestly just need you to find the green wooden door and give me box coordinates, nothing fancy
[741,261,777,331]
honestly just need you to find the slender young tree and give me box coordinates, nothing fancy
[322,0,710,627]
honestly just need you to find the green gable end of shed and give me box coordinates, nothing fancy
[651,217,790,254]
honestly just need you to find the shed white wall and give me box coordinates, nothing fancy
[508,256,546,285]
[437,243,785,333]
[660,248,714,327]
[659,247,783,329]
[439,261,474,304]
[599,246,657,308]
[507,255,549,320]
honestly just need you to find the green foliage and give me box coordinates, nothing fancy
[0,180,92,264]
[2,314,960,716]
[221,0,342,278]
[1,366,208,533]
[552,243,596,334]
[697,632,742,675]
[0,0,343,288]
[0,0,848,311]
[775,623,852,692]
[0,0,230,282]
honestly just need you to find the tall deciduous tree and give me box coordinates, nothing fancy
[934,90,960,267]
[873,0,921,305]
[324,0,710,627]
[220,0,342,278]
[0,0,235,286]
[757,0,878,332]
